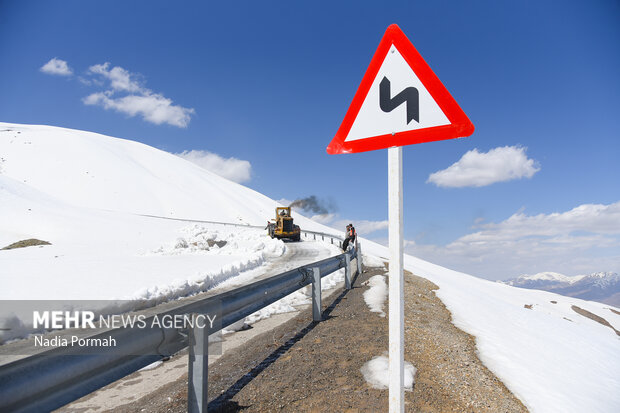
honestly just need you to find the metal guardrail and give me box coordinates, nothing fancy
[301,229,343,247]
[0,229,362,413]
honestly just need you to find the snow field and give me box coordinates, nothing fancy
[0,223,289,343]
[0,122,344,341]
[0,123,348,235]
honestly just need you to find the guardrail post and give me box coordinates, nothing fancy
[188,314,208,413]
[312,267,322,321]
[356,242,363,276]
[345,254,351,290]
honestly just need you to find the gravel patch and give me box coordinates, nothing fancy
[1,238,51,250]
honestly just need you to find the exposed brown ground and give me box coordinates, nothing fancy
[571,305,620,336]
[1,238,51,250]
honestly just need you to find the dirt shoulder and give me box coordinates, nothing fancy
[94,266,527,412]
[404,271,527,412]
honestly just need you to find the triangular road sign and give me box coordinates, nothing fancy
[327,24,474,154]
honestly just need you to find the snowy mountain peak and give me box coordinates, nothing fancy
[513,271,584,284]
[586,271,618,279]
[581,272,620,289]
[501,271,620,306]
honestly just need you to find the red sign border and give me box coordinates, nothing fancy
[327,24,474,155]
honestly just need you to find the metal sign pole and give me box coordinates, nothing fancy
[388,145,404,412]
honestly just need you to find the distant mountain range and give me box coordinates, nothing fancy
[500,272,620,307]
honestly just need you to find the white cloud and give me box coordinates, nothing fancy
[427,146,540,188]
[351,220,389,235]
[40,58,73,76]
[83,62,195,128]
[309,213,337,225]
[466,202,620,239]
[330,218,388,235]
[84,92,194,128]
[88,63,142,93]
[175,150,251,183]
[40,59,193,128]
[404,201,620,280]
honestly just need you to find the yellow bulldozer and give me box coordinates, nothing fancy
[266,207,301,241]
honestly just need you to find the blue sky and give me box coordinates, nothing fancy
[1,0,619,279]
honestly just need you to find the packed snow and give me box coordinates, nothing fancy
[1,123,619,412]
[363,274,388,317]
[361,354,416,390]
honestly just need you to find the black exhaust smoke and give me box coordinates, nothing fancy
[289,196,335,215]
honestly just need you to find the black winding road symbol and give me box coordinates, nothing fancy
[379,76,419,124]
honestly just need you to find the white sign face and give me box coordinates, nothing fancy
[344,45,450,143]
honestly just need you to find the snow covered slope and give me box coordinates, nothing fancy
[1,123,301,224]
[0,122,347,343]
[361,239,620,413]
[1,122,618,412]
[0,123,340,302]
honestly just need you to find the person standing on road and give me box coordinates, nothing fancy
[342,223,356,251]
